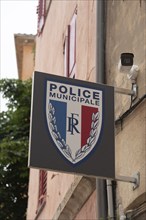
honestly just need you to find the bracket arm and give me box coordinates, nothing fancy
[115,172,140,190]
[115,87,134,96]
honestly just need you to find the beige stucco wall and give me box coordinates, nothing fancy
[35,0,96,81]
[21,44,34,80]
[27,0,146,219]
[27,169,40,219]
[27,1,97,219]
[116,102,146,209]
[74,191,97,220]
[106,0,146,115]
[106,0,146,211]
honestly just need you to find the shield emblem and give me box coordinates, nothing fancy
[46,80,103,164]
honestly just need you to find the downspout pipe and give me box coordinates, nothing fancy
[96,1,115,219]
[107,180,115,219]
[95,0,105,83]
[95,0,107,219]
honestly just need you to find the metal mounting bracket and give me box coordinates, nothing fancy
[115,83,138,100]
[115,172,140,190]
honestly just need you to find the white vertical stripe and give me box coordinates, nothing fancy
[66,102,81,159]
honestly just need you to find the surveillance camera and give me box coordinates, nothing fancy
[118,53,134,73]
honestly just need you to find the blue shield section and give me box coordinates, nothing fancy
[49,100,67,141]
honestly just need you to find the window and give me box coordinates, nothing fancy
[64,10,77,78]
[37,0,46,36]
[36,170,47,213]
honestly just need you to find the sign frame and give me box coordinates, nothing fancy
[28,71,115,179]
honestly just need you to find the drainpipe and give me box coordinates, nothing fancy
[96,1,115,219]
[107,180,114,219]
[95,0,105,83]
[95,0,107,219]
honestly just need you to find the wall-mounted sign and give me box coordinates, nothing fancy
[28,71,115,179]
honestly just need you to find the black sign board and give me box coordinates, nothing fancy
[28,71,115,179]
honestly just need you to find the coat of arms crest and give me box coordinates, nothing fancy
[46,80,103,164]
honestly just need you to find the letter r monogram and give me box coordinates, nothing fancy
[67,113,80,135]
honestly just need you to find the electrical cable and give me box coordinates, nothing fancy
[115,94,146,125]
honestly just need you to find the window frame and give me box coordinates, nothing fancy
[64,10,77,78]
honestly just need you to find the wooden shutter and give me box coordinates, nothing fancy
[37,0,46,36]
[64,27,70,77]
[69,13,77,78]
[64,11,77,78]
[37,170,47,212]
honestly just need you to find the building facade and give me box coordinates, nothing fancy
[27,1,146,219]
[14,34,35,80]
